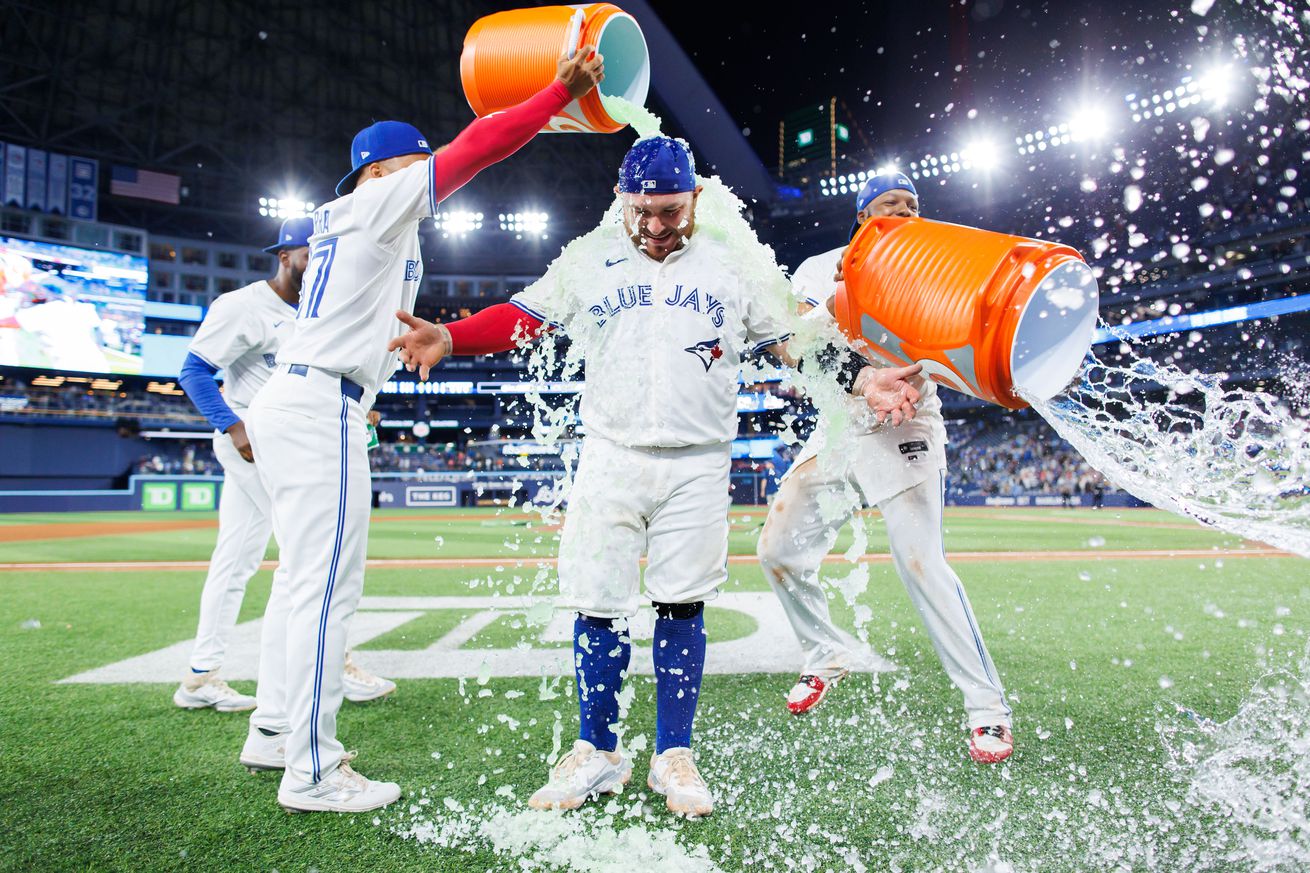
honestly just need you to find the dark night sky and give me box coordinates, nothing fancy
[655,0,1236,169]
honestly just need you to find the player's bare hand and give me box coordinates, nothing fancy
[856,363,923,426]
[387,310,451,380]
[225,420,255,463]
[367,409,381,427]
[832,246,849,283]
[557,45,604,100]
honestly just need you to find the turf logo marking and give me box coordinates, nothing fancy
[58,593,891,683]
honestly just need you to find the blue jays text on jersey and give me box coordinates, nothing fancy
[589,282,726,329]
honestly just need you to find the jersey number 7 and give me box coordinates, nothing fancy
[299,238,339,319]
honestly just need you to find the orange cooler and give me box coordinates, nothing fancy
[460,4,650,133]
[833,216,1099,409]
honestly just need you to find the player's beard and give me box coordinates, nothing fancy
[628,214,696,261]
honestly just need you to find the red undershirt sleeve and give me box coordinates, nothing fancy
[430,80,572,205]
[445,302,548,355]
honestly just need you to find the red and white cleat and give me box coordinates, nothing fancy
[968,725,1014,763]
[785,672,847,715]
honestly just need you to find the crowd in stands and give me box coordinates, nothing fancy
[352,417,1111,500]
[949,425,1109,499]
[0,378,203,423]
[133,441,220,476]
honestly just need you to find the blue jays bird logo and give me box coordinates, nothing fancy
[684,338,724,372]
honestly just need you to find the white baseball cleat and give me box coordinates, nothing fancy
[647,747,714,818]
[276,753,401,813]
[173,670,256,712]
[527,739,632,811]
[968,725,1015,764]
[343,651,397,703]
[786,671,847,716]
[239,723,286,772]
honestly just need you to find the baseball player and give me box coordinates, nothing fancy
[757,173,1014,763]
[386,137,924,816]
[242,50,605,814]
[174,217,396,717]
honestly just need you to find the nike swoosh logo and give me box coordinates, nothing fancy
[605,258,627,267]
[273,321,284,328]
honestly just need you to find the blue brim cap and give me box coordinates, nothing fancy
[618,136,697,195]
[263,216,315,253]
[849,172,918,240]
[336,120,433,196]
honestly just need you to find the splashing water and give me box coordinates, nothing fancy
[1028,331,1310,558]
[517,95,869,523]
[1160,639,1310,870]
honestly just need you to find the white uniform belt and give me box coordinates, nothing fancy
[281,364,365,403]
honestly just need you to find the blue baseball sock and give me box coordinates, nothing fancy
[653,604,707,754]
[573,613,631,753]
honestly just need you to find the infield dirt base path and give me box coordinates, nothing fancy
[0,547,1289,573]
[0,506,1224,544]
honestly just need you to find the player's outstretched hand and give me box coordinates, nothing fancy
[557,44,605,100]
[857,363,924,426]
[387,310,452,381]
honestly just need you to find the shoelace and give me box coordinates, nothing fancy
[664,754,706,789]
[549,748,587,784]
[344,658,377,684]
[206,677,244,698]
[335,751,367,790]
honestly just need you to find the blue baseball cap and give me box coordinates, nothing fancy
[849,172,918,239]
[335,120,433,196]
[262,216,314,254]
[617,136,697,195]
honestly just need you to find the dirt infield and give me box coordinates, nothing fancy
[0,506,1198,545]
[0,547,1289,573]
[0,519,218,543]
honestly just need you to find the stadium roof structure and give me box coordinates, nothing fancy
[0,0,775,250]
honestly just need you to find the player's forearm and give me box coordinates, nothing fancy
[431,80,572,203]
[445,302,547,355]
[764,339,798,368]
[178,352,240,432]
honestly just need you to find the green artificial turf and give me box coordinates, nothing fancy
[0,506,1248,564]
[0,509,1305,871]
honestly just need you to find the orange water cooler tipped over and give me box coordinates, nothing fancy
[460,4,650,134]
[833,216,1100,410]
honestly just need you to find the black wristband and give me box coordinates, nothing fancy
[834,348,868,393]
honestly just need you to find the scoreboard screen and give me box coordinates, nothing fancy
[0,234,147,375]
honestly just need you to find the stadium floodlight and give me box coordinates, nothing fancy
[258,196,314,219]
[434,210,484,237]
[961,139,1000,171]
[1067,105,1111,142]
[874,163,898,176]
[1195,64,1234,104]
[499,210,549,238]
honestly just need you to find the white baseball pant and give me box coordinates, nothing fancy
[558,436,731,618]
[758,457,1011,729]
[187,431,285,672]
[247,366,371,785]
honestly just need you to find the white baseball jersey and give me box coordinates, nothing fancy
[276,156,437,397]
[187,281,297,416]
[513,224,791,448]
[791,246,942,424]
